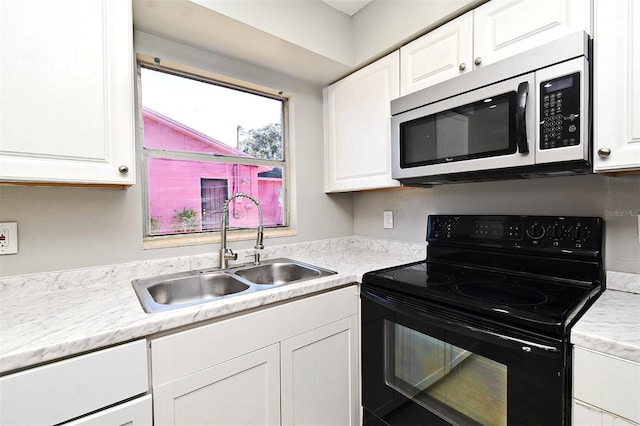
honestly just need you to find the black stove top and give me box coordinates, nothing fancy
[363,215,604,336]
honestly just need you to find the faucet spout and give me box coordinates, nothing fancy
[219,193,264,269]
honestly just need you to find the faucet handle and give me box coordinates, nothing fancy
[223,248,237,261]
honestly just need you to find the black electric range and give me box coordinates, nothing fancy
[363,215,604,337]
[361,215,604,426]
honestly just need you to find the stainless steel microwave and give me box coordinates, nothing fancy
[391,32,592,185]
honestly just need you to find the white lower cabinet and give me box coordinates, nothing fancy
[0,340,150,426]
[574,400,639,426]
[154,345,281,425]
[281,316,359,425]
[151,285,360,426]
[63,395,152,426]
[573,346,640,425]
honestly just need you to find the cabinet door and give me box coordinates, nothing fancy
[593,0,640,171]
[473,0,592,68]
[400,12,473,96]
[281,315,359,426]
[0,0,135,185]
[573,347,640,424]
[63,395,152,426]
[154,344,281,426]
[574,400,640,426]
[324,51,400,192]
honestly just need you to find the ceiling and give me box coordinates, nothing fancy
[321,0,372,16]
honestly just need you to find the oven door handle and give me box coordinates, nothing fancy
[516,81,529,154]
[362,287,561,357]
[461,323,561,354]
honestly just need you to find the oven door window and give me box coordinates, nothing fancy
[385,321,507,426]
[400,92,517,168]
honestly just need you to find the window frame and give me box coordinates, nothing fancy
[136,61,293,248]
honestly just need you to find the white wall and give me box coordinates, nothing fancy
[192,0,354,65]
[351,0,482,66]
[0,33,355,277]
[354,174,640,274]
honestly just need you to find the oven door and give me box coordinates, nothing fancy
[361,285,570,426]
[391,72,535,181]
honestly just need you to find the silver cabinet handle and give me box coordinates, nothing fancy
[474,57,483,66]
[597,148,611,158]
[118,165,129,174]
[459,63,466,71]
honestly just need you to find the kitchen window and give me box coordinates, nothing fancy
[138,65,288,243]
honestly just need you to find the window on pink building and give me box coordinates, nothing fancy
[139,66,286,236]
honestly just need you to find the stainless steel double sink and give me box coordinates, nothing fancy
[132,258,337,313]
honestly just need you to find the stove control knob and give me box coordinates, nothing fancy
[445,222,455,238]
[549,225,564,240]
[526,223,545,239]
[570,225,587,241]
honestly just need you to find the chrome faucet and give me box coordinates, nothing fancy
[219,193,264,269]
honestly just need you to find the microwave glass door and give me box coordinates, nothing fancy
[400,92,516,168]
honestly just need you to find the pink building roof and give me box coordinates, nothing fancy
[142,106,251,157]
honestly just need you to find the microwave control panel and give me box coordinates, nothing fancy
[540,72,581,150]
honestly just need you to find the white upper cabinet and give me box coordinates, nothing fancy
[324,51,400,192]
[593,0,640,172]
[473,0,592,68]
[0,0,135,186]
[400,13,473,96]
[399,0,592,95]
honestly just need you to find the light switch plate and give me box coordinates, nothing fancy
[0,222,18,255]
[383,211,394,229]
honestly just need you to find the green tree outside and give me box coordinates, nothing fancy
[238,123,283,160]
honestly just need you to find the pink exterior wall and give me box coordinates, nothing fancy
[144,108,283,234]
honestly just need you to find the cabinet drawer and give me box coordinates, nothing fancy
[63,395,152,426]
[573,346,640,423]
[0,340,149,426]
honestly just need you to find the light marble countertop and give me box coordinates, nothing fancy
[571,271,640,363]
[2,236,638,374]
[0,236,425,374]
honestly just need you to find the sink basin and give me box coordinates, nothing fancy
[233,261,324,285]
[148,273,250,305]
[133,272,252,312]
[132,258,337,313]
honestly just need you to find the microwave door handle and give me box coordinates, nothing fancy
[516,82,529,153]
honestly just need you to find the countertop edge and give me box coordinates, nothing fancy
[0,236,427,374]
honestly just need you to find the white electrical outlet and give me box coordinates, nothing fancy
[383,211,394,229]
[0,222,18,255]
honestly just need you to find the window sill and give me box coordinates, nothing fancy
[143,227,298,250]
